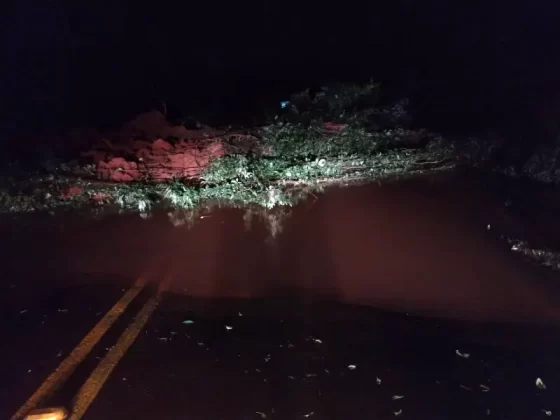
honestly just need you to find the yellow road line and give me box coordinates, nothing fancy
[68,294,160,420]
[68,270,175,420]
[11,277,147,420]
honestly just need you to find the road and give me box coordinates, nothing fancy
[1,175,560,419]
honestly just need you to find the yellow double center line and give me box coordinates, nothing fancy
[12,264,175,420]
[11,277,147,420]
[68,293,161,420]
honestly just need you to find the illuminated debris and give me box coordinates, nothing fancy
[59,186,83,200]
[2,81,458,215]
[347,364,357,370]
[536,378,547,390]
[376,377,382,385]
[322,122,346,132]
[97,157,139,182]
[394,409,403,416]
[507,238,560,271]
[392,395,404,400]
[182,319,195,325]
[455,349,470,359]
[225,325,233,331]
[542,409,552,416]
[479,384,490,392]
[90,191,112,204]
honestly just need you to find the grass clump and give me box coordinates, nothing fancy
[164,181,200,208]
[114,184,160,213]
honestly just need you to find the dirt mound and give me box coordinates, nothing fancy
[81,111,227,182]
[87,139,225,182]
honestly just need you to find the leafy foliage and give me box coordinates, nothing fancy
[0,81,455,216]
[164,181,200,208]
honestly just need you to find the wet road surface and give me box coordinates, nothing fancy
[1,172,560,419]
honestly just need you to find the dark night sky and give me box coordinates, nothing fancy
[1,1,559,133]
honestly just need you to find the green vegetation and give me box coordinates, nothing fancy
[0,81,455,215]
[153,82,454,211]
[508,238,560,272]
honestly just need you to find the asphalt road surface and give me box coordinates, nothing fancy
[2,175,560,419]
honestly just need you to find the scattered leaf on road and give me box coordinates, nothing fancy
[456,350,470,359]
